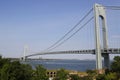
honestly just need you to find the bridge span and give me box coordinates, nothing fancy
[25,48,120,58]
[20,48,120,70]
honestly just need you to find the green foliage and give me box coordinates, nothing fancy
[0,56,1,59]
[79,76,93,80]
[86,69,97,75]
[96,72,119,80]
[54,68,68,80]
[0,56,33,80]
[1,63,10,80]
[105,72,117,80]
[111,56,120,73]
[96,56,120,80]
[34,65,49,80]
[70,74,80,80]
[0,57,10,69]
[0,56,10,79]
[21,64,34,80]
[105,69,110,74]
[96,74,106,80]
[1,61,33,80]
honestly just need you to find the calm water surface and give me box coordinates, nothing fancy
[22,59,96,71]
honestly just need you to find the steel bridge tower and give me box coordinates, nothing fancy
[94,4,109,70]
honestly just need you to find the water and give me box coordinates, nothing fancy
[22,59,96,71]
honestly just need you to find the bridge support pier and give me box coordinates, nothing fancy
[102,54,110,69]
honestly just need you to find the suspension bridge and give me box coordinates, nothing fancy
[18,3,120,70]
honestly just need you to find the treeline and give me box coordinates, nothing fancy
[0,56,49,80]
[0,56,120,80]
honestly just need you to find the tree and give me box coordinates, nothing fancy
[105,72,117,80]
[111,56,120,73]
[96,74,106,80]
[0,56,10,79]
[54,68,68,80]
[34,65,48,80]
[21,64,34,80]
[1,61,33,80]
[110,56,120,79]
[96,56,120,80]
[0,63,10,80]
[70,74,80,80]
[0,57,10,69]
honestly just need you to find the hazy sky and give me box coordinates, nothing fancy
[0,0,120,59]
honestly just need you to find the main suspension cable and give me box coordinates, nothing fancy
[48,16,94,51]
[43,8,93,52]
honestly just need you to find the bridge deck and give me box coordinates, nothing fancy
[26,48,120,57]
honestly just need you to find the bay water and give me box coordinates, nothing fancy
[23,59,96,71]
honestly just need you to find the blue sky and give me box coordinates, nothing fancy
[0,0,120,59]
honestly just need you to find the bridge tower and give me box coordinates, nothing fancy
[94,4,109,70]
[23,45,28,61]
